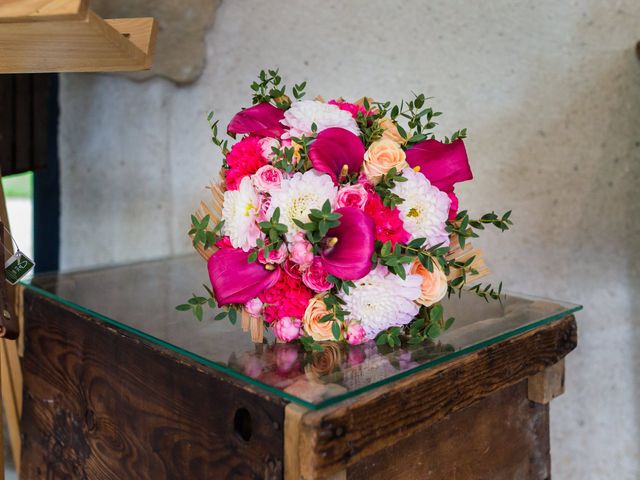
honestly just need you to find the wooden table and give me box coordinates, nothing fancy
[18,255,579,479]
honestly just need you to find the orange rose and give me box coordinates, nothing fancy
[377,118,405,144]
[363,138,407,184]
[410,259,448,307]
[303,296,334,341]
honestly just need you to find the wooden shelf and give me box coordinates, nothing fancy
[0,0,157,73]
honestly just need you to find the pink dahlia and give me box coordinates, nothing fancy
[225,136,267,190]
[259,273,313,324]
[364,191,410,246]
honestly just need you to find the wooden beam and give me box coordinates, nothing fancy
[0,3,157,73]
[296,315,577,479]
[528,358,565,404]
[0,0,86,23]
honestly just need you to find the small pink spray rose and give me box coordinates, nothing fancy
[289,232,314,269]
[273,317,303,342]
[245,297,263,317]
[252,165,283,193]
[258,243,287,265]
[335,184,368,209]
[302,257,333,293]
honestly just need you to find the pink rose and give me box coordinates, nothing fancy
[345,323,366,345]
[258,243,287,265]
[273,317,302,342]
[289,232,314,269]
[258,137,281,161]
[335,184,368,210]
[252,165,283,193]
[245,297,263,317]
[302,257,332,293]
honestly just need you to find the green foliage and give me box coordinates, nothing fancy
[468,282,503,302]
[373,167,407,208]
[446,210,513,250]
[207,111,230,157]
[251,207,288,262]
[292,199,342,247]
[250,69,290,107]
[175,289,216,322]
[299,335,324,352]
[189,215,224,251]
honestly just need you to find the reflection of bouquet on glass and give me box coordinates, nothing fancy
[179,69,513,350]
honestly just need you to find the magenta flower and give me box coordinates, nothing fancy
[405,139,472,219]
[308,127,365,182]
[208,247,280,306]
[227,103,286,138]
[320,207,375,281]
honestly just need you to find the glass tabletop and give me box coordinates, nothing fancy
[23,254,581,410]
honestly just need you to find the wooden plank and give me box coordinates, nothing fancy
[284,403,307,480]
[105,18,157,70]
[0,0,86,23]
[21,291,287,479]
[347,381,550,480]
[528,358,565,404]
[297,315,577,479]
[0,10,156,73]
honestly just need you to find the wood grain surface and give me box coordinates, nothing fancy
[296,315,576,479]
[21,291,287,480]
[347,381,550,480]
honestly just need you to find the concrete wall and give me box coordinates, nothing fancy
[59,1,640,478]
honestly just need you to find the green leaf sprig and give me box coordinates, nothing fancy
[373,167,407,208]
[292,200,342,247]
[189,215,224,251]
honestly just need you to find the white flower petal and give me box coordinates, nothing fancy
[267,171,338,240]
[340,266,422,339]
[391,168,451,248]
[281,100,360,138]
[221,177,261,251]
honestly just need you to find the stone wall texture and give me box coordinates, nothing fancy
[59,1,640,478]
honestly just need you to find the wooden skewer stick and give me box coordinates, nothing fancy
[241,310,250,332]
[250,316,263,343]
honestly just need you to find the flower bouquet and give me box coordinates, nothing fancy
[182,69,512,350]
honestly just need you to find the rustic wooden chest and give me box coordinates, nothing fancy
[20,255,579,479]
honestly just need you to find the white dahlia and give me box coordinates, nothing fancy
[391,167,451,248]
[267,170,337,239]
[221,176,261,251]
[340,266,422,340]
[281,100,360,138]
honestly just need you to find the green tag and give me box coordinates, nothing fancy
[5,251,35,285]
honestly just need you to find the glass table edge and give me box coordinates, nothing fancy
[22,281,583,411]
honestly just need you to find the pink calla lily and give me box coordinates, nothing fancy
[320,207,375,281]
[308,128,365,182]
[208,247,281,306]
[227,103,286,138]
[405,139,472,219]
